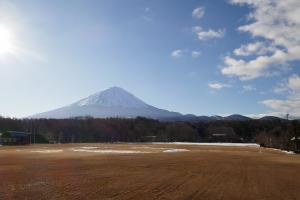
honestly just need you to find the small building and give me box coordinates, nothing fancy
[291,136,300,153]
[0,131,31,145]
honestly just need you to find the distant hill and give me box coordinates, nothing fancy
[224,114,251,121]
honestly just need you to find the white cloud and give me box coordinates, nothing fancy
[192,7,205,19]
[222,49,292,80]
[192,50,201,58]
[222,0,300,80]
[193,26,225,40]
[208,82,232,90]
[287,74,300,92]
[261,74,300,117]
[261,98,300,116]
[171,49,185,58]
[171,49,202,59]
[233,42,276,57]
[273,74,300,94]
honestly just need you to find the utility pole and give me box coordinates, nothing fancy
[34,125,36,144]
[27,120,32,145]
[31,120,36,145]
[286,113,290,151]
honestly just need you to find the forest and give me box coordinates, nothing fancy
[0,116,299,152]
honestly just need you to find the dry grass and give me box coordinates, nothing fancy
[0,143,300,200]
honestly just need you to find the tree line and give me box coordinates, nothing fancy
[0,116,299,151]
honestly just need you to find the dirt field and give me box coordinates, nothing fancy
[0,143,300,200]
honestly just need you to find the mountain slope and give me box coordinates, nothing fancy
[224,114,251,121]
[30,87,182,119]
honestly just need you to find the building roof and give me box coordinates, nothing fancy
[7,131,31,137]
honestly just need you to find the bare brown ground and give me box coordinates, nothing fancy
[0,143,300,200]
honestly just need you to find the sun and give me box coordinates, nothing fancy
[0,26,14,55]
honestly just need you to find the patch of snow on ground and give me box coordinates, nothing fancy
[71,148,148,154]
[71,147,190,154]
[153,142,260,147]
[281,150,295,154]
[80,147,99,149]
[163,149,189,153]
[131,147,170,150]
[266,148,295,155]
[31,150,63,153]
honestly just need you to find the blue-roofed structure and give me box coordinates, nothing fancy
[0,131,31,145]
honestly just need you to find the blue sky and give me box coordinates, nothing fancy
[0,0,300,118]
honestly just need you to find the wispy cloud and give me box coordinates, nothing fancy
[192,26,225,41]
[141,7,154,22]
[192,50,201,58]
[208,82,232,90]
[171,49,185,58]
[171,49,202,59]
[192,7,205,19]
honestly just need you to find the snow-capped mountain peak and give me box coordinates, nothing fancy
[73,87,149,108]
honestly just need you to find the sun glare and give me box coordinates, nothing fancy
[0,26,14,55]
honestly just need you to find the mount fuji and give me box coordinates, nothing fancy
[30,87,182,119]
